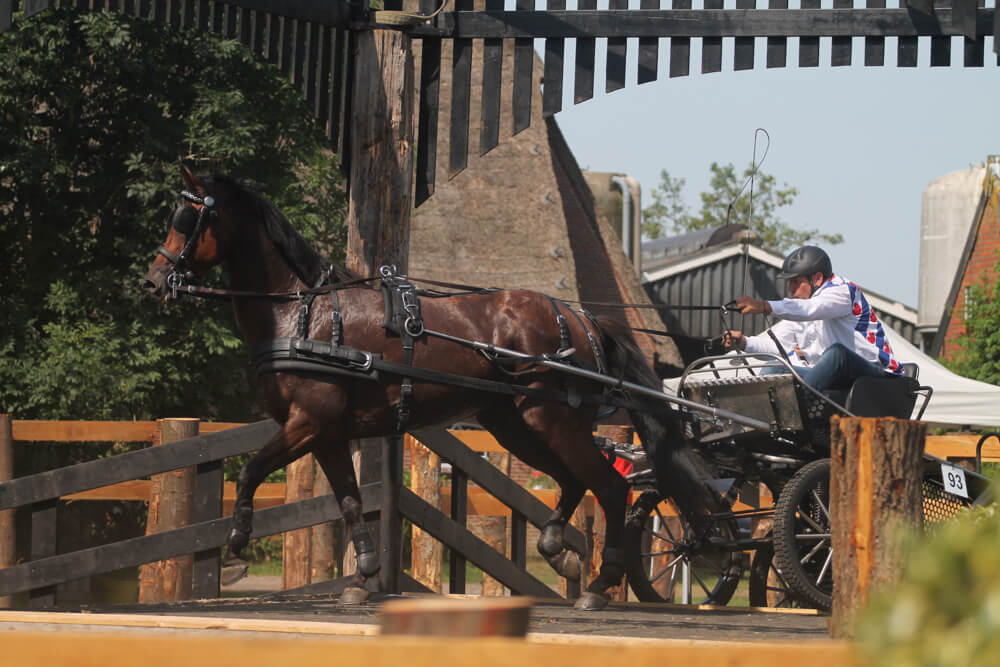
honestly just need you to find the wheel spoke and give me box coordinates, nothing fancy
[797,508,826,534]
[800,537,829,565]
[815,548,834,587]
[648,554,684,584]
[643,547,678,558]
[811,489,831,524]
[691,567,714,597]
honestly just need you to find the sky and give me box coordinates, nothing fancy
[545,31,999,309]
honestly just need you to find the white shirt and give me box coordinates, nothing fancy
[743,275,903,375]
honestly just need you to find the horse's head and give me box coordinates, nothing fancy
[143,165,232,300]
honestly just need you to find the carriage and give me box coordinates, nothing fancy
[144,168,995,611]
[612,351,993,610]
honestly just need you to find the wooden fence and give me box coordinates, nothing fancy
[1,414,997,608]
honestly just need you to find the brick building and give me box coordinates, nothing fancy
[931,157,1000,360]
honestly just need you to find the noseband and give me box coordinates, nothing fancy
[157,190,217,294]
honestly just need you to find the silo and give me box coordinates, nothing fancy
[918,165,986,350]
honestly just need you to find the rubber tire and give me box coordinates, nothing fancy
[772,458,834,611]
[624,490,743,606]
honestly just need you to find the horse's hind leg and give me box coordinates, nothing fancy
[478,406,586,584]
[517,402,630,611]
[224,421,316,584]
[312,442,380,604]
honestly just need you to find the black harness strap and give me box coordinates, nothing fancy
[569,308,608,376]
[545,296,573,354]
[379,267,424,431]
[251,338,643,413]
[296,267,332,339]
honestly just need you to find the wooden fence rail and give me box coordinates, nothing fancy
[1,417,996,607]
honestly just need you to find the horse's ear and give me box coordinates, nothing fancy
[179,163,205,195]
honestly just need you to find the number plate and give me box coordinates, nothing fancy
[940,463,969,499]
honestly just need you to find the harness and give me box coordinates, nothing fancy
[251,266,621,432]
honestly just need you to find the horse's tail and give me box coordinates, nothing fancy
[596,316,720,524]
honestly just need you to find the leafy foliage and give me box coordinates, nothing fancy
[642,163,843,253]
[944,257,1000,387]
[859,503,1000,667]
[0,9,347,421]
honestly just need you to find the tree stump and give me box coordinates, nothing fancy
[379,596,532,637]
[138,418,198,603]
[830,416,924,638]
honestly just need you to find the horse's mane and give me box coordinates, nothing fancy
[208,175,359,286]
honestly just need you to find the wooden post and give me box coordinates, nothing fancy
[342,25,415,596]
[138,418,198,603]
[282,455,315,590]
[407,435,442,592]
[830,416,925,639]
[311,459,336,582]
[480,451,510,597]
[0,415,14,608]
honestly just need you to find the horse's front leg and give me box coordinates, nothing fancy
[537,484,586,583]
[222,422,314,585]
[313,442,380,604]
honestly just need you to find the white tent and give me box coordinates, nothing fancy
[885,327,1000,428]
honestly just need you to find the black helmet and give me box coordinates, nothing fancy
[777,246,833,280]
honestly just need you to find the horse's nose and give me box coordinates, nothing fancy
[142,278,162,297]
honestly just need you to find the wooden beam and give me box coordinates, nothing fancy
[400,488,560,598]
[0,421,280,511]
[10,420,241,442]
[408,9,998,39]
[0,631,862,667]
[0,484,382,597]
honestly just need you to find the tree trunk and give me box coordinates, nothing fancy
[342,26,415,596]
[138,419,198,603]
[830,416,924,638]
[282,455,315,590]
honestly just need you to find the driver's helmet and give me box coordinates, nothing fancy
[777,246,833,280]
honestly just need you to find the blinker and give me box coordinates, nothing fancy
[171,205,199,235]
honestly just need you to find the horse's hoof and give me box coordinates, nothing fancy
[221,556,249,586]
[339,586,371,605]
[546,550,582,582]
[574,592,609,611]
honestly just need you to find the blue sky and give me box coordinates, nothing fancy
[549,34,999,309]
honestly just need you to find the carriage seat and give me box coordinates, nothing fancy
[827,362,920,419]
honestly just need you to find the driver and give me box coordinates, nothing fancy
[721,245,903,392]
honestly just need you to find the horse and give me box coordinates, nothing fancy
[142,166,717,610]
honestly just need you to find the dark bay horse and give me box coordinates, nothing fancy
[143,167,716,609]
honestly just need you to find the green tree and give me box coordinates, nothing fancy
[642,162,843,252]
[943,267,1000,386]
[0,9,347,421]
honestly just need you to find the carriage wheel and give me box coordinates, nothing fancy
[747,540,813,609]
[623,490,743,606]
[772,458,834,611]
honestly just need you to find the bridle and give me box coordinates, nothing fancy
[157,190,217,295]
